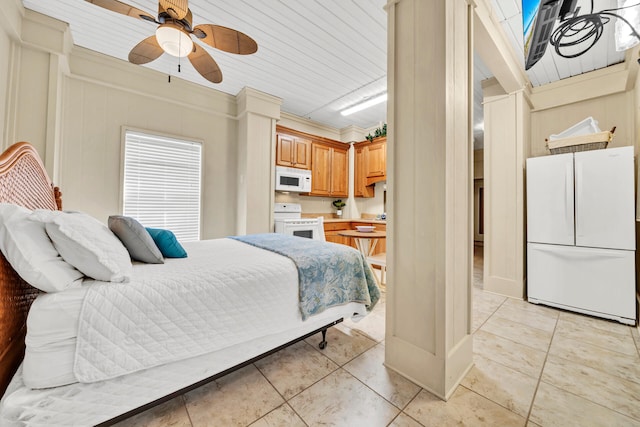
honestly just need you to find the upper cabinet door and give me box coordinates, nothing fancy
[330,146,349,197]
[526,153,575,246]
[276,134,295,167]
[366,141,386,177]
[294,138,312,169]
[574,146,635,250]
[310,143,331,196]
[275,133,311,170]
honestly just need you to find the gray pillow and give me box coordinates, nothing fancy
[108,216,164,264]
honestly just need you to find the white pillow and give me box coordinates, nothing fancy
[36,210,133,283]
[0,204,83,292]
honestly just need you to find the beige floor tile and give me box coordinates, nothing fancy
[471,289,504,332]
[473,287,507,313]
[461,354,537,418]
[343,309,386,342]
[343,343,421,409]
[541,355,640,421]
[479,314,553,352]
[184,365,283,427]
[559,310,633,336]
[403,386,525,426]
[112,397,192,427]
[554,316,637,356]
[473,246,483,290]
[632,326,640,356]
[288,368,399,426]
[472,305,495,333]
[248,404,305,427]
[549,333,640,385]
[505,298,560,318]
[304,323,377,365]
[493,301,558,333]
[529,381,640,427]
[473,330,547,379]
[254,340,338,399]
[389,412,425,427]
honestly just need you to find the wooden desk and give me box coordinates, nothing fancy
[337,230,386,257]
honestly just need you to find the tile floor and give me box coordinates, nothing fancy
[116,246,640,426]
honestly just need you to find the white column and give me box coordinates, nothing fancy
[385,0,473,399]
[482,79,530,298]
[235,87,282,235]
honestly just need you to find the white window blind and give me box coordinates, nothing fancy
[123,131,202,242]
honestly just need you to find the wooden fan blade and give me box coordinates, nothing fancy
[128,36,164,64]
[188,44,223,83]
[85,0,155,22]
[192,24,258,55]
[159,0,189,19]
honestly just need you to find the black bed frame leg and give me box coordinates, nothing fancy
[319,328,328,349]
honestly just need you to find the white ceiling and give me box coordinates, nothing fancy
[21,0,632,135]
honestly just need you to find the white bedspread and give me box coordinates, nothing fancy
[74,238,307,383]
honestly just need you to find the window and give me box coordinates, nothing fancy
[123,130,202,242]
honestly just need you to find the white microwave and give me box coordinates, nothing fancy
[275,166,311,192]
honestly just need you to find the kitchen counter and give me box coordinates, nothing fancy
[323,218,386,224]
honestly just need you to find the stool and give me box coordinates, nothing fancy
[366,252,386,286]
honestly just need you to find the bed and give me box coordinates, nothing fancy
[0,142,379,426]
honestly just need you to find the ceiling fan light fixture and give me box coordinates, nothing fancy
[156,24,193,57]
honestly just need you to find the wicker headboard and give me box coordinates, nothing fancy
[0,142,61,396]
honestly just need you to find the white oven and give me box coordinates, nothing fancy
[274,203,325,241]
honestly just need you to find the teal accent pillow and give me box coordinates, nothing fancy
[145,228,188,258]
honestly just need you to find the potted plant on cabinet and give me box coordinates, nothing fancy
[332,199,346,218]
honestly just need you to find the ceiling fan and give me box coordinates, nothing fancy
[85,0,258,83]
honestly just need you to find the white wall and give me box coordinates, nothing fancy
[60,48,239,238]
[0,0,23,149]
[1,8,242,239]
[0,14,13,147]
[531,91,635,157]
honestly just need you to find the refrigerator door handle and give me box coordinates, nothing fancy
[532,244,631,260]
[574,160,582,238]
[565,163,573,238]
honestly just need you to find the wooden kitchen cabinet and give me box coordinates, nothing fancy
[366,138,386,183]
[354,145,375,198]
[353,137,386,197]
[324,221,352,245]
[276,131,311,170]
[310,141,349,197]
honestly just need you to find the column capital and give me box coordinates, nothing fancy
[235,87,282,121]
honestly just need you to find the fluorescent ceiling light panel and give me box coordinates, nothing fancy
[340,93,387,116]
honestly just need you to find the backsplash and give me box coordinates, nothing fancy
[274,181,385,219]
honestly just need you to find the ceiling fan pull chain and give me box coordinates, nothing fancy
[178,36,182,74]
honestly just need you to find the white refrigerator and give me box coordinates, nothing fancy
[526,146,636,325]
